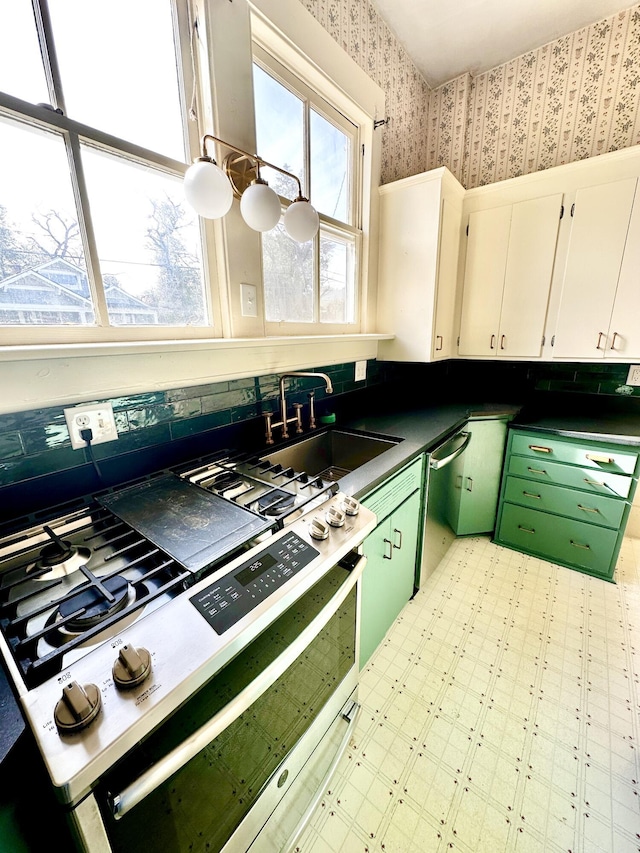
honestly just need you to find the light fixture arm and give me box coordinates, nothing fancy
[200,134,307,202]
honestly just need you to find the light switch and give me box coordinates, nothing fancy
[241,283,258,317]
[355,360,367,381]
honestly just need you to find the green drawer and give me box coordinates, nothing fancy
[511,432,638,475]
[362,456,423,521]
[497,503,618,578]
[503,476,626,529]
[507,454,634,499]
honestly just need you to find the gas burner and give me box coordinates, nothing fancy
[210,471,243,492]
[256,490,296,517]
[57,575,132,633]
[28,525,92,580]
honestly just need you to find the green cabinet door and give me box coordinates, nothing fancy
[359,490,421,668]
[448,418,508,535]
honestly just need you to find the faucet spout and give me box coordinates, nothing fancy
[277,372,333,440]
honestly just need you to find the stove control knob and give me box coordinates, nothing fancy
[326,505,346,527]
[54,681,102,734]
[342,496,360,516]
[309,517,330,541]
[113,644,152,690]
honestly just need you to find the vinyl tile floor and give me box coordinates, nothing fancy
[296,536,640,853]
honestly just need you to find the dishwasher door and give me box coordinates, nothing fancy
[417,430,471,588]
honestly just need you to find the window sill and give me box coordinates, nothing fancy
[0,333,394,414]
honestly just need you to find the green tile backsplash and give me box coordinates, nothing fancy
[0,358,635,490]
[0,360,388,488]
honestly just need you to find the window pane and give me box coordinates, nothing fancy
[48,0,185,160]
[263,224,313,322]
[253,65,304,200]
[82,147,207,327]
[0,1,49,105]
[311,110,350,223]
[0,117,94,327]
[320,231,356,324]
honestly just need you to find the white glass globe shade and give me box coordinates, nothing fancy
[240,182,281,232]
[284,200,319,242]
[183,160,233,219]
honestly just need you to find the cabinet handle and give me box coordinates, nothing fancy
[518,525,536,534]
[383,538,393,560]
[610,332,620,350]
[527,466,547,475]
[435,335,443,351]
[528,444,552,453]
[466,477,473,492]
[577,504,599,514]
[570,540,591,551]
[500,334,506,350]
[455,474,463,489]
[522,491,541,499]
[585,453,613,464]
[393,528,403,550]
[490,334,496,349]
[583,477,610,489]
[596,331,606,350]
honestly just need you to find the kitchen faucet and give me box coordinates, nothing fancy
[263,372,333,444]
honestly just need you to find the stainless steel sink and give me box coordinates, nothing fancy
[261,429,401,481]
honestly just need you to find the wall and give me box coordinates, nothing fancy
[427,4,640,188]
[299,0,430,183]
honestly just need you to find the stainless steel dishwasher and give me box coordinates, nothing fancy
[416,429,471,588]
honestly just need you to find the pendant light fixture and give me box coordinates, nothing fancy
[183,134,319,243]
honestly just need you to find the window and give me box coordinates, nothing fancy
[0,0,210,343]
[253,49,361,331]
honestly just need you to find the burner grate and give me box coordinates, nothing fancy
[0,505,192,688]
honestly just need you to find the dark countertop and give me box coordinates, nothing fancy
[338,402,520,499]
[509,412,640,446]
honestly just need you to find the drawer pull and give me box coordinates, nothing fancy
[393,528,403,550]
[528,445,552,453]
[466,477,473,492]
[383,538,393,560]
[527,467,547,475]
[577,504,599,514]
[585,453,613,464]
[570,540,591,551]
[522,491,541,499]
[583,478,610,489]
[518,525,535,534]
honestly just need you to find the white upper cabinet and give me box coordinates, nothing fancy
[458,193,563,358]
[552,177,640,359]
[376,168,465,362]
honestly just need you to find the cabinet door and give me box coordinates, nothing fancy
[452,419,508,535]
[498,194,563,357]
[552,178,637,358]
[606,183,640,359]
[359,491,421,669]
[432,196,462,360]
[458,206,511,356]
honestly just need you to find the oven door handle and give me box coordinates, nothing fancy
[109,553,367,820]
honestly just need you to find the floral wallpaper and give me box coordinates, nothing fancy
[298,0,430,183]
[427,5,640,188]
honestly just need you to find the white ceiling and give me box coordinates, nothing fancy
[370,0,639,88]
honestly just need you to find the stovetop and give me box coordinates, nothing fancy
[0,447,339,692]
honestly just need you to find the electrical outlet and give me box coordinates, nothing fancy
[355,360,367,382]
[64,403,118,450]
[627,365,640,386]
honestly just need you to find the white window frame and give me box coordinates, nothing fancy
[0,0,224,346]
[253,46,363,335]
[249,0,384,337]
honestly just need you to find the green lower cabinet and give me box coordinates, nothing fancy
[447,418,508,535]
[359,489,421,668]
[495,428,640,581]
[497,503,619,579]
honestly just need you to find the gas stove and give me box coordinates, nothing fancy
[0,444,376,814]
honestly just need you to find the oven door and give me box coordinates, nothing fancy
[69,553,365,853]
